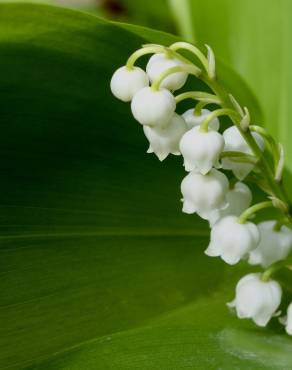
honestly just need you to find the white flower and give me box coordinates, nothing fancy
[209,182,252,226]
[227,273,282,327]
[110,66,149,102]
[146,53,188,91]
[182,108,219,131]
[282,303,292,335]
[144,113,188,161]
[205,215,259,265]
[179,126,224,174]
[248,221,292,268]
[222,126,264,180]
[181,169,229,220]
[131,87,176,128]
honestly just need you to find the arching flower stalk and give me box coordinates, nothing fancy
[110,42,292,334]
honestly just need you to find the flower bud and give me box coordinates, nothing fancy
[209,182,252,226]
[182,108,219,131]
[181,169,229,220]
[205,215,259,265]
[179,126,224,174]
[143,113,188,161]
[110,66,149,102]
[248,221,292,267]
[131,87,176,128]
[146,53,188,91]
[227,273,282,327]
[222,126,264,180]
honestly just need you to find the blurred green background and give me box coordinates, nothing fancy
[2,0,290,160]
[2,1,292,369]
[0,0,176,32]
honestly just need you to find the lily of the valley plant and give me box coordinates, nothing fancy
[111,41,292,334]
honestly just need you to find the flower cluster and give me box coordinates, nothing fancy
[111,42,292,334]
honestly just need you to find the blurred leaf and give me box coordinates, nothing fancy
[0,3,288,370]
[170,0,292,176]
[168,0,196,42]
[113,0,175,34]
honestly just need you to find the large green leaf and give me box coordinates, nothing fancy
[0,3,290,370]
[118,0,175,34]
[169,0,292,174]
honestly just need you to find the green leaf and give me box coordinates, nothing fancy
[170,0,292,176]
[0,3,288,370]
[114,0,176,34]
[168,0,196,42]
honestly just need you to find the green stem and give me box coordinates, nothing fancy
[201,73,290,207]
[141,43,198,66]
[200,108,239,132]
[169,42,209,72]
[261,260,284,282]
[126,45,167,69]
[175,91,221,105]
[275,144,285,182]
[273,220,284,231]
[220,151,258,164]
[229,177,238,190]
[238,201,274,224]
[249,125,280,164]
[194,101,209,115]
[151,65,201,91]
[229,94,244,117]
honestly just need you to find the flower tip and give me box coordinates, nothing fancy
[287,328,292,336]
[226,299,236,309]
[183,161,195,172]
[253,314,271,327]
[204,246,218,257]
[286,325,292,335]
[182,202,196,214]
[156,152,168,161]
[200,166,211,175]
[221,254,241,265]
[279,315,287,325]
[182,207,192,214]
[273,310,282,318]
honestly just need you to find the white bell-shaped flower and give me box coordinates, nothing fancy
[182,108,219,131]
[131,87,176,128]
[205,215,260,265]
[248,221,292,268]
[227,273,282,327]
[209,182,252,226]
[143,113,188,161]
[222,126,264,180]
[179,126,224,174]
[181,169,229,220]
[110,66,149,102]
[282,303,292,335]
[146,53,188,91]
